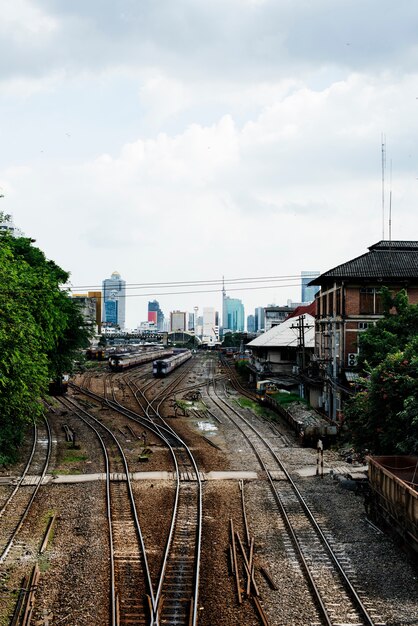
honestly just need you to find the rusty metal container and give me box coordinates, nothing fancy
[368,455,418,561]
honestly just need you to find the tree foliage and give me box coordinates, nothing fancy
[0,216,92,464]
[345,289,418,455]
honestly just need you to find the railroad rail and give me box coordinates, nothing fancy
[69,355,203,626]
[0,416,51,565]
[208,378,380,626]
[58,394,154,625]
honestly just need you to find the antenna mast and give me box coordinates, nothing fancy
[389,159,392,242]
[381,134,386,240]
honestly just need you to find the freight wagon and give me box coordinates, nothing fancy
[260,394,337,445]
[368,455,418,564]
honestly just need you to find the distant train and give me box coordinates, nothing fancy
[109,349,173,372]
[153,350,192,377]
[48,374,69,395]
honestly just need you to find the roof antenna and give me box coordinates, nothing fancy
[389,159,392,243]
[381,134,386,240]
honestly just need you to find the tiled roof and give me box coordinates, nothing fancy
[309,241,418,285]
[286,302,316,319]
[248,314,315,349]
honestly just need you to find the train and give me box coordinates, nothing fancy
[109,349,173,372]
[48,374,69,395]
[153,350,192,377]
[367,455,418,564]
[260,394,338,445]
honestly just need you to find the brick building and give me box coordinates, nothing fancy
[308,241,418,421]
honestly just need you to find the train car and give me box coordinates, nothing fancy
[260,394,337,445]
[153,350,192,377]
[109,349,173,372]
[367,455,418,563]
[86,348,108,361]
[48,374,69,395]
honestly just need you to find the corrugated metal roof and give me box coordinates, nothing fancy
[248,314,315,349]
[310,241,418,285]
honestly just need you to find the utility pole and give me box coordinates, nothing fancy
[290,315,313,372]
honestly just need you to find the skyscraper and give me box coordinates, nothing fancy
[247,314,255,333]
[254,306,265,332]
[170,311,187,332]
[102,271,126,329]
[301,271,320,302]
[148,300,164,330]
[202,307,219,344]
[222,296,245,333]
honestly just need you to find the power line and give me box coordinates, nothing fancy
[69,273,305,290]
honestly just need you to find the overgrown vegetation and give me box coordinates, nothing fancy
[271,392,307,407]
[0,213,92,465]
[345,288,418,455]
[236,396,276,419]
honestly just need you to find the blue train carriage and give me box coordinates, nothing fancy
[152,350,192,377]
[367,455,418,564]
[109,348,173,371]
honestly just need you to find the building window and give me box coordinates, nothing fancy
[360,288,384,314]
[375,291,384,314]
[329,291,334,315]
[360,288,374,313]
[321,295,326,317]
[336,288,341,316]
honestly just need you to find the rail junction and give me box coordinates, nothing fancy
[0,353,416,625]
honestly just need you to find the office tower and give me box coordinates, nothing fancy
[247,314,255,333]
[202,307,219,344]
[73,291,102,333]
[148,300,164,330]
[170,310,187,332]
[254,307,265,332]
[223,296,245,333]
[102,271,126,329]
[301,271,320,303]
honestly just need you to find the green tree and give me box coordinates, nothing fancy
[0,216,92,464]
[358,288,418,369]
[345,290,418,454]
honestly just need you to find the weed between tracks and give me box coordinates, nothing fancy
[235,396,276,419]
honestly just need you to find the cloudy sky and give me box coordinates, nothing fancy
[2,0,418,328]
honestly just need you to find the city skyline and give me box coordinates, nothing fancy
[2,2,418,329]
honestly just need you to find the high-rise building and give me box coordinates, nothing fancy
[102,271,126,329]
[301,271,320,303]
[264,305,293,332]
[247,314,255,333]
[148,300,164,330]
[170,310,187,332]
[223,296,245,333]
[254,307,265,332]
[73,291,102,333]
[202,307,219,344]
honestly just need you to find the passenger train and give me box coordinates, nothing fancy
[109,349,173,372]
[153,350,192,377]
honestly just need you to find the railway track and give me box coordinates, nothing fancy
[70,355,203,626]
[207,376,382,626]
[58,395,154,626]
[0,416,51,565]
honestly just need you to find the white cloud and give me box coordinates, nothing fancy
[0,0,58,40]
[2,2,418,326]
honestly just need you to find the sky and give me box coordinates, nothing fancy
[2,0,418,328]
